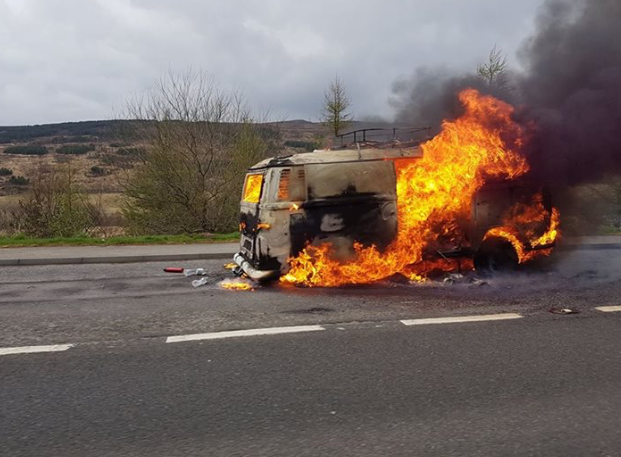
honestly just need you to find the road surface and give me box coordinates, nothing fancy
[2,248,621,456]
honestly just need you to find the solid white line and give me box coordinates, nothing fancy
[166,325,325,343]
[0,344,74,356]
[595,306,621,313]
[400,313,523,326]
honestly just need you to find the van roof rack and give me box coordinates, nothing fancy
[336,127,432,148]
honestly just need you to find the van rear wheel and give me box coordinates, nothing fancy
[474,237,519,275]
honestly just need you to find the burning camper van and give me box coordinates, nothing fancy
[233,90,560,286]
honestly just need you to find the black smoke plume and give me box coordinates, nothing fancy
[393,0,621,187]
[517,0,621,186]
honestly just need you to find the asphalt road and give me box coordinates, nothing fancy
[2,248,621,456]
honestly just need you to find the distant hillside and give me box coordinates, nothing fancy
[0,119,426,146]
[0,119,327,145]
[0,121,123,144]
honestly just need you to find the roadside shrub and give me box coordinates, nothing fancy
[99,151,139,169]
[0,167,13,176]
[14,165,100,237]
[56,144,96,155]
[122,70,279,234]
[0,199,20,234]
[90,166,107,176]
[9,175,29,185]
[51,136,93,144]
[117,147,145,159]
[3,145,48,155]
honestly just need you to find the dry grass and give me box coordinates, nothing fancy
[0,146,127,194]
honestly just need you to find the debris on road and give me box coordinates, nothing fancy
[162,265,211,287]
[443,273,465,285]
[192,277,210,288]
[549,307,579,315]
[184,268,207,277]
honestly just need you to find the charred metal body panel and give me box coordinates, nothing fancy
[234,147,416,280]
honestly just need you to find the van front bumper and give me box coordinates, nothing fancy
[234,253,280,282]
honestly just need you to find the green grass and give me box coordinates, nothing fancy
[598,227,621,235]
[0,232,239,247]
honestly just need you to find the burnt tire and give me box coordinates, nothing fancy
[474,237,519,275]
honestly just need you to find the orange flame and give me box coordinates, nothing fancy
[220,279,255,291]
[280,89,557,287]
[242,174,263,204]
[485,202,560,263]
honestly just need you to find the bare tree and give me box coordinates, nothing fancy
[121,70,279,234]
[477,46,509,90]
[322,75,353,136]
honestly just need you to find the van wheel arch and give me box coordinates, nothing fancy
[474,237,519,275]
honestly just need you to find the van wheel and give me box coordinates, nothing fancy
[474,237,519,275]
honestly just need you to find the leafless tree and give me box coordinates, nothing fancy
[321,75,353,137]
[477,46,509,90]
[121,70,279,234]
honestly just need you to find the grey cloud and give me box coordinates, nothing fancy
[1,0,542,125]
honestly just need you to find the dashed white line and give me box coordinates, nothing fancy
[0,344,74,357]
[400,313,523,326]
[595,306,621,313]
[166,325,325,343]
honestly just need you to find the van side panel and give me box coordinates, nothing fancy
[289,161,398,261]
[290,197,397,260]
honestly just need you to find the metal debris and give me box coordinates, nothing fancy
[443,273,464,285]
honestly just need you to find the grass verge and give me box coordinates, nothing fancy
[0,233,239,248]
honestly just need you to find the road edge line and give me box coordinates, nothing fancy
[595,306,621,313]
[166,325,326,343]
[0,344,75,356]
[400,313,523,326]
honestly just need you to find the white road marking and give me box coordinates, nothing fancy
[166,325,325,343]
[0,344,74,356]
[400,313,523,326]
[595,306,621,313]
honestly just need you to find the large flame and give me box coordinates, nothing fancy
[485,197,560,263]
[281,89,558,287]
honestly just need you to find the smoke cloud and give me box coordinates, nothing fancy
[393,0,621,187]
[391,68,515,134]
[517,0,621,186]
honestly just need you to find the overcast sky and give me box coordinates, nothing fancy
[0,0,544,126]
